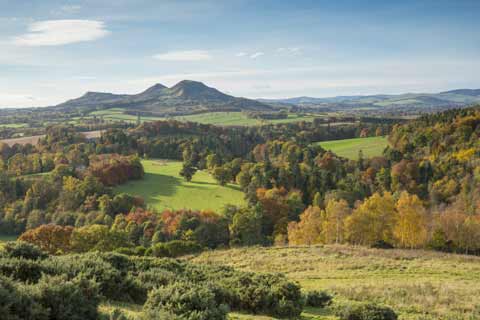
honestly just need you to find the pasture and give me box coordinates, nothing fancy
[191,245,480,320]
[317,136,388,159]
[115,160,245,212]
[0,234,17,243]
[87,109,319,126]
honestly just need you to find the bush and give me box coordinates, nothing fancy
[336,302,398,320]
[31,275,100,320]
[0,275,48,320]
[41,253,142,302]
[0,257,45,282]
[143,282,228,320]
[304,290,333,308]
[149,241,202,258]
[1,241,47,260]
[371,240,394,249]
[218,272,304,318]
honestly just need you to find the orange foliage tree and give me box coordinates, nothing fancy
[19,224,73,254]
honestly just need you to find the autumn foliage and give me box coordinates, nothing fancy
[87,154,144,186]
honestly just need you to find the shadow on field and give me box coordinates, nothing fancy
[143,172,179,197]
[301,306,337,319]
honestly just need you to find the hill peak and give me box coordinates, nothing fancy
[168,80,226,100]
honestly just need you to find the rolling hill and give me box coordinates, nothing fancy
[56,80,273,115]
[260,88,480,112]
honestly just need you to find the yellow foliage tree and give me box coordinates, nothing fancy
[394,191,428,248]
[287,206,324,245]
[345,192,396,246]
[323,199,350,244]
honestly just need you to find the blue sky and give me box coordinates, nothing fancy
[0,0,479,107]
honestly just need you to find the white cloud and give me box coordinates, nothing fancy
[250,52,264,59]
[153,50,211,61]
[235,52,246,57]
[12,20,110,46]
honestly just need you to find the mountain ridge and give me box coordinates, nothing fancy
[56,80,273,115]
[259,88,480,109]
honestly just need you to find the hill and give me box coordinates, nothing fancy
[260,89,480,114]
[191,245,480,320]
[56,80,273,115]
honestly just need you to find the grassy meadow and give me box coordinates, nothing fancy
[191,245,480,320]
[0,234,17,243]
[115,160,245,212]
[87,108,319,126]
[317,136,389,159]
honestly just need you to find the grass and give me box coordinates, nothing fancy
[173,112,259,126]
[115,160,245,212]
[88,109,319,126]
[175,112,318,126]
[0,123,28,128]
[317,136,389,160]
[190,245,480,320]
[0,234,17,243]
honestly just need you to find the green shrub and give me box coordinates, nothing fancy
[218,272,304,318]
[304,290,333,308]
[137,268,176,290]
[113,246,147,256]
[114,247,137,256]
[143,282,229,320]
[31,275,100,320]
[41,253,142,302]
[105,308,136,320]
[336,302,398,320]
[149,241,202,258]
[1,241,47,260]
[0,275,48,320]
[0,257,45,282]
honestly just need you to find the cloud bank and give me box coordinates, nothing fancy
[13,20,110,46]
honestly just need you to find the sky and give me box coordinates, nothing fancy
[0,0,479,108]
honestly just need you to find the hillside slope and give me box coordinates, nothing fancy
[56,80,273,115]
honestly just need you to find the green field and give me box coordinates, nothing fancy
[191,245,480,320]
[115,160,244,212]
[88,109,319,126]
[0,234,17,243]
[317,136,388,159]
[175,112,318,126]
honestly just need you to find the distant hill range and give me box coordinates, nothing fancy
[55,81,480,117]
[56,80,273,116]
[259,89,480,114]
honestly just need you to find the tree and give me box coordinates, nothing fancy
[287,206,324,245]
[212,166,231,186]
[345,192,396,246]
[19,224,73,254]
[229,206,263,246]
[180,161,196,182]
[70,224,128,252]
[323,199,350,244]
[394,192,428,248]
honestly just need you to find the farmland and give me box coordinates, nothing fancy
[115,160,245,212]
[87,109,319,126]
[317,136,389,160]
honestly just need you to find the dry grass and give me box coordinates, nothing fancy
[190,245,480,319]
